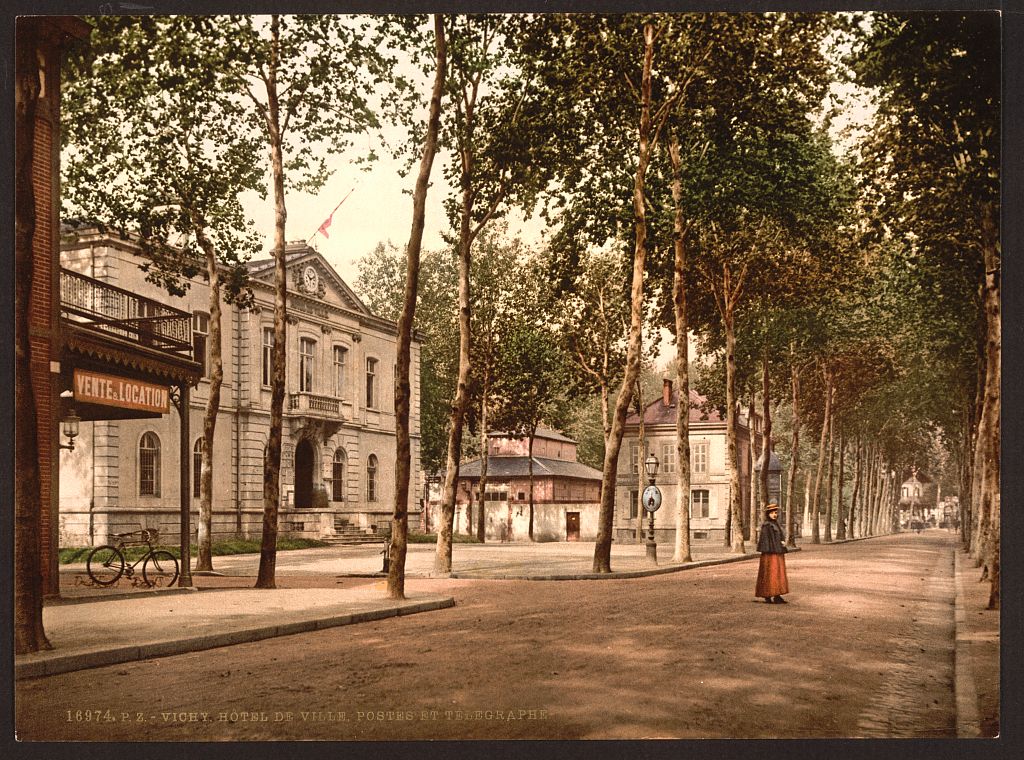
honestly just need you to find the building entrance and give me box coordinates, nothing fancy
[294,439,315,508]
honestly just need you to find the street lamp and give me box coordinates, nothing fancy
[642,453,661,564]
[60,409,80,451]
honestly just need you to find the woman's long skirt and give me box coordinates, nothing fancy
[755,553,789,598]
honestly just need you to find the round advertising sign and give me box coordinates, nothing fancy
[642,484,662,513]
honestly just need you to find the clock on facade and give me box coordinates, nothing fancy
[302,265,319,293]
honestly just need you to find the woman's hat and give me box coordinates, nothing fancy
[764,503,780,514]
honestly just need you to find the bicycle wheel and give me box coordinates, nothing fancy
[142,550,179,588]
[87,545,125,586]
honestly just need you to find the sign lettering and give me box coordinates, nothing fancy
[73,369,170,414]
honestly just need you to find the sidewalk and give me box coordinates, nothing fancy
[954,546,1000,737]
[16,586,455,680]
[20,540,769,681]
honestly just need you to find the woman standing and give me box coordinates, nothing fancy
[756,502,790,604]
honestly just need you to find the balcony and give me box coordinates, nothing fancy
[288,391,343,418]
[60,269,193,360]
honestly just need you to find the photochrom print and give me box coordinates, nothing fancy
[12,3,1000,743]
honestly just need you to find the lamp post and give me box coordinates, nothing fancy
[642,453,661,564]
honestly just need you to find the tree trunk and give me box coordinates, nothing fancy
[824,407,835,543]
[256,15,287,589]
[810,363,831,544]
[759,350,773,512]
[635,379,646,544]
[723,298,745,554]
[872,450,882,535]
[669,131,692,563]
[528,430,536,541]
[14,30,50,654]
[194,226,223,573]
[747,395,758,542]
[802,469,811,535]
[784,356,800,547]
[389,15,446,597]
[835,429,847,540]
[434,48,479,576]
[851,438,860,540]
[593,22,656,573]
[977,202,1000,604]
[477,386,489,543]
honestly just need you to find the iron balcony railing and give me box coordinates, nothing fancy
[60,268,193,359]
[288,391,341,416]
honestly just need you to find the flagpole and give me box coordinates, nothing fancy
[308,187,355,244]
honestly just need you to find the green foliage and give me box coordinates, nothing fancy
[356,242,459,474]
[62,15,263,298]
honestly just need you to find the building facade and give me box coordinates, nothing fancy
[59,228,422,546]
[616,379,755,544]
[448,428,603,542]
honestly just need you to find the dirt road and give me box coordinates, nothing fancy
[16,532,962,740]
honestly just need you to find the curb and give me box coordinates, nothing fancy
[954,548,982,738]
[448,547,803,581]
[47,586,200,606]
[16,597,455,680]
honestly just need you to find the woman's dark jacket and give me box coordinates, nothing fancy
[756,520,787,554]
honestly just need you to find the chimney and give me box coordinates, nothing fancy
[662,377,673,406]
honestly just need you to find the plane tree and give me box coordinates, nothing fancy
[850,11,1000,606]
[62,15,262,574]
[430,15,566,574]
[211,14,395,587]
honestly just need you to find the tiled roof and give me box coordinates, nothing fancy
[625,388,723,426]
[489,427,576,443]
[458,456,603,481]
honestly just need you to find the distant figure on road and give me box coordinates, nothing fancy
[755,502,790,604]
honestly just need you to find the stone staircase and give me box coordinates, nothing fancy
[322,517,389,547]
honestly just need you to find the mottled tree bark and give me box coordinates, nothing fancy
[784,356,800,547]
[824,410,835,543]
[256,15,288,589]
[835,430,847,540]
[194,224,223,573]
[669,131,692,563]
[477,388,489,543]
[810,363,832,544]
[389,15,446,598]
[593,23,656,573]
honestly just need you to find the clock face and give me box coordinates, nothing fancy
[303,265,318,292]
[642,484,662,513]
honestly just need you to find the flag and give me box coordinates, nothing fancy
[318,211,336,239]
[314,188,355,240]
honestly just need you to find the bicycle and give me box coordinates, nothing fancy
[86,529,179,588]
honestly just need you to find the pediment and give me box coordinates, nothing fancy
[248,248,370,316]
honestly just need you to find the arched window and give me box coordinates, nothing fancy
[366,454,378,502]
[193,438,205,498]
[332,449,346,502]
[139,432,161,496]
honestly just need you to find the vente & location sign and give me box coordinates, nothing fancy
[73,369,170,414]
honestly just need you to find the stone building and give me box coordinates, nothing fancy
[450,428,603,542]
[58,226,422,545]
[616,379,756,544]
